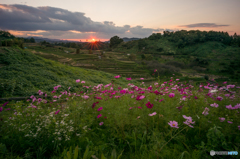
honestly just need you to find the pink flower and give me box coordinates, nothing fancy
[138,107,142,109]
[210,103,219,108]
[238,125,240,130]
[159,99,164,102]
[219,117,225,122]
[149,112,157,116]
[169,93,175,98]
[129,107,133,110]
[82,95,89,99]
[202,107,209,116]
[81,81,85,83]
[114,75,121,78]
[51,90,56,94]
[154,69,157,72]
[216,96,223,101]
[55,110,60,115]
[226,105,233,110]
[0,107,3,112]
[120,90,127,94]
[140,78,144,80]
[176,79,179,81]
[97,114,102,118]
[223,81,227,84]
[76,79,80,83]
[168,121,179,128]
[137,116,140,119]
[146,102,153,109]
[54,86,58,90]
[194,96,198,99]
[136,95,145,100]
[227,121,233,124]
[53,96,58,99]
[97,107,103,111]
[126,77,131,80]
[99,122,104,126]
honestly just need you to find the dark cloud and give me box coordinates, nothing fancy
[178,23,229,28]
[0,4,166,38]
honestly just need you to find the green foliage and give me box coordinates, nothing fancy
[138,39,147,50]
[76,48,80,54]
[110,36,123,48]
[128,54,136,61]
[0,47,139,97]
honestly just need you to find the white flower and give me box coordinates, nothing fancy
[210,90,218,93]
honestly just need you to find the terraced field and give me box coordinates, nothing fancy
[26,44,155,82]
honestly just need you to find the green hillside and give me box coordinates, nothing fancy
[0,47,139,98]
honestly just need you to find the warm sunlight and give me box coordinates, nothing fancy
[92,38,95,42]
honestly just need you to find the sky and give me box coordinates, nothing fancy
[0,0,239,42]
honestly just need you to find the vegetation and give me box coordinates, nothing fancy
[0,74,239,158]
[0,47,139,98]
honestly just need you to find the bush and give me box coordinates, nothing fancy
[165,61,186,69]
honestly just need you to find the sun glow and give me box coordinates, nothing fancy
[92,39,95,42]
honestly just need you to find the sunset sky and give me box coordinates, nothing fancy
[0,0,239,42]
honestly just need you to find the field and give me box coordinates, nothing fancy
[1,73,240,158]
[1,33,240,158]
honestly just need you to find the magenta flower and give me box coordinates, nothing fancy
[223,81,227,84]
[168,121,179,128]
[54,86,58,90]
[194,96,198,99]
[219,117,225,122]
[183,118,195,128]
[0,107,3,112]
[95,96,102,100]
[227,121,233,124]
[216,96,223,101]
[202,107,209,116]
[176,79,179,81]
[176,105,183,110]
[154,69,157,72]
[120,90,127,94]
[114,75,121,78]
[149,112,157,116]
[210,103,219,108]
[169,93,175,98]
[140,78,144,80]
[137,107,142,109]
[97,114,102,118]
[76,79,80,83]
[2,101,9,107]
[51,90,56,94]
[97,107,103,111]
[99,122,104,126]
[146,102,153,109]
[5,108,11,111]
[136,95,145,100]
[126,77,131,80]
[159,99,164,102]
[53,96,58,99]
[55,110,60,115]
[81,81,85,83]
[238,126,240,130]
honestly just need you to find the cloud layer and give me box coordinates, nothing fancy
[178,23,229,28]
[0,4,165,39]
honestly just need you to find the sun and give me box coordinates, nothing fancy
[92,38,95,42]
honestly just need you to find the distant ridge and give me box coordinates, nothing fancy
[122,37,141,42]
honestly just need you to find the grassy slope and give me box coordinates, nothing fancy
[0,47,139,98]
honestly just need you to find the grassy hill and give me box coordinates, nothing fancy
[0,47,140,98]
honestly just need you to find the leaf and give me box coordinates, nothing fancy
[83,145,89,159]
[111,149,117,159]
[101,153,106,159]
[74,145,79,159]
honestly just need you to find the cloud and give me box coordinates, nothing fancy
[178,23,229,28]
[0,4,168,38]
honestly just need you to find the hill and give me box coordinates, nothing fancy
[0,47,139,98]
[112,30,240,81]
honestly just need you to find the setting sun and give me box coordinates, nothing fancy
[92,39,95,42]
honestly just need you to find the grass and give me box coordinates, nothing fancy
[0,75,239,158]
[0,47,139,98]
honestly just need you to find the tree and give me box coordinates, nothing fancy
[76,48,80,54]
[109,36,123,48]
[138,39,147,50]
[30,37,35,43]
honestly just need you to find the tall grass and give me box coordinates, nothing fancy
[0,74,239,158]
